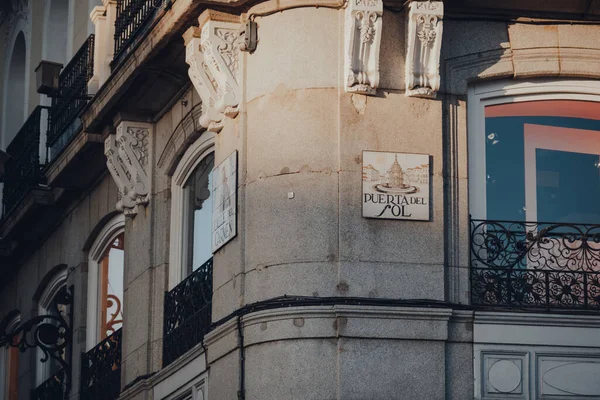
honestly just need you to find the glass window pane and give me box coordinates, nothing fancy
[483,100,600,223]
[184,153,215,275]
[100,233,124,339]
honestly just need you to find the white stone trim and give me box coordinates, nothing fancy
[105,121,152,217]
[168,133,215,289]
[86,213,125,351]
[153,359,208,400]
[184,11,242,133]
[405,0,444,98]
[344,0,383,95]
[467,79,600,221]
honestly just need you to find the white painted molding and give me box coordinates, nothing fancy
[405,0,444,98]
[184,11,242,133]
[105,121,151,216]
[168,133,215,289]
[86,213,125,351]
[344,0,383,95]
[88,6,108,94]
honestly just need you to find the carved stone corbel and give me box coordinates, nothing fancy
[406,0,444,98]
[345,0,383,95]
[105,122,151,216]
[184,11,242,133]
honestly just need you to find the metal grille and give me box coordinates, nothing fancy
[2,106,49,216]
[80,329,122,400]
[163,258,213,367]
[470,219,600,310]
[31,369,67,400]
[47,34,94,156]
[114,0,160,61]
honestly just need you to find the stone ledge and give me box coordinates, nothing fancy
[204,305,452,364]
[45,132,103,186]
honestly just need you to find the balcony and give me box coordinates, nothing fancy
[2,106,50,217]
[163,257,213,367]
[470,219,600,311]
[31,369,66,400]
[47,34,94,160]
[113,0,162,65]
[80,328,122,400]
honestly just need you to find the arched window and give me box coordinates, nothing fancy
[35,266,68,386]
[86,214,125,350]
[0,314,20,400]
[4,31,27,147]
[169,135,215,288]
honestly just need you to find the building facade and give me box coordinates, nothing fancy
[0,0,600,399]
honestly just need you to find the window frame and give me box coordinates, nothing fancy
[169,133,215,290]
[86,213,125,351]
[467,79,600,221]
[35,266,68,386]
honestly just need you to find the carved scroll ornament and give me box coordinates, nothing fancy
[345,0,383,95]
[185,13,242,133]
[406,0,444,98]
[105,122,150,216]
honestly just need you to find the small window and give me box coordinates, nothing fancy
[183,153,214,275]
[168,135,216,289]
[98,232,124,339]
[87,214,125,350]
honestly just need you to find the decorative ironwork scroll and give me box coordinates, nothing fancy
[105,294,123,336]
[0,286,73,400]
[163,257,213,367]
[470,219,600,309]
[81,328,122,400]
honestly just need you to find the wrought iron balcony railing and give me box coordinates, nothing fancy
[2,105,50,216]
[163,257,213,367]
[31,368,66,400]
[470,219,600,310]
[47,34,94,160]
[80,328,122,400]
[114,0,161,62]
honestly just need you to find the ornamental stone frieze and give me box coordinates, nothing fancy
[105,121,151,216]
[345,0,383,95]
[184,11,242,133]
[406,0,444,98]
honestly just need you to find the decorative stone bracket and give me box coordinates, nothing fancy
[105,121,151,216]
[184,11,242,133]
[345,0,383,95]
[406,0,444,98]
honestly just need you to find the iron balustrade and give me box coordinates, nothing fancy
[114,0,161,61]
[31,369,66,400]
[80,328,122,400]
[163,257,213,367]
[47,34,94,159]
[470,219,600,310]
[2,106,50,216]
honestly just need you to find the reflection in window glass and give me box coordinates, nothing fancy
[184,153,215,275]
[484,100,600,223]
[99,233,124,339]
